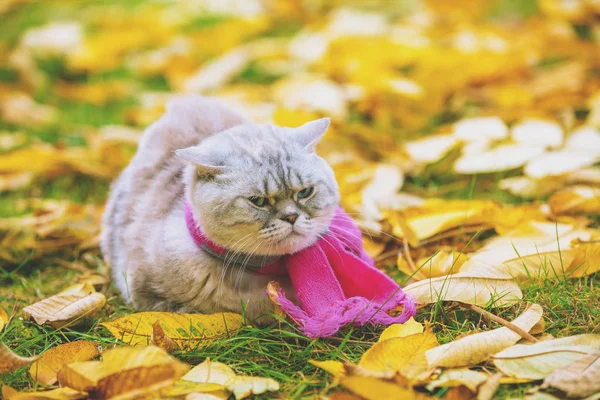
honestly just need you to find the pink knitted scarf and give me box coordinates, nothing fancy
[185,203,416,338]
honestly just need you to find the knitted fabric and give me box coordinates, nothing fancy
[185,203,415,338]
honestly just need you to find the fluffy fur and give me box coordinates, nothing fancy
[101,95,340,322]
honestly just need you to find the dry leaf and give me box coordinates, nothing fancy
[511,120,563,148]
[226,376,280,399]
[182,359,236,385]
[524,151,598,179]
[400,250,467,281]
[550,186,600,215]
[378,317,424,342]
[0,308,7,332]
[29,341,100,386]
[425,368,488,392]
[541,353,600,398]
[180,358,280,399]
[0,172,33,192]
[167,380,228,398]
[340,376,430,400]
[265,281,287,320]
[0,342,38,374]
[22,283,106,328]
[359,330,439,380]
[57,345,190,398]
[309,360,346,378]
[493,334,600,380]
[477,372,503,400]
[151,320,181,353]
[403,273,522,307]
[454,144,545,174]
[404,134,460,164]
[393,200,501,246]
[1,385,87,400]
[101,312,243,350]
[426,304,543,368]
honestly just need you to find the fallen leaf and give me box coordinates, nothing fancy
[0,342,38,374]
[265,281,287,320]
[393,200,502,246]
[400,250,467,281]
[167,380,228,398]
[550,186,600,215]
[404,134,460,164]
[425,368,488,392]
[454,144,545,174]
[541,353,600,398]
[151,320,180,353]
[524,150,598,179]
[493,334,600,380]
[22,283,106,328]
[511,120,564,148]
[378,317,424,342]
[309,360,346,378]
[101,312,243,351]
[226,376,280,399]
[340,376,430,400]
[180,358,280,399]
[477,372,503,400]
[1,385,87,400]
[359,329,439,380]
[0,172,33,192]
[29,341,100,386]
[0,308,7,332]
[182,359,236,385]
[426,304,543,368]
[403,273,522,307]
[57,345,189,398]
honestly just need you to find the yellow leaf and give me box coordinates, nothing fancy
[0,172,33,193]
[454,144,545,174]
[57,345,189,399]
[378,317,424,342]
[401,250,467,281]
[309,360,346,378]
[340,376,430,400]
[550,186,600,215]
[182,359,236,385]
[22,283,106,328]
[178,358,279,399]
[167,380,228,398]
[226,376,280,399]
[151,320,180,353]
[425,368,488,392]
[0,308,7,332]
[2,386,87,400]
[359,330,439,380]
[0,342,38,374]
[493,334,600,380]
[54,81,132,105]
[101,312,243,351]
[29,341,100,386]
[426,304,543,368]
[403,273,522,307]
[477,372,503,400]
[393,200,501,247]
[541,353,600,398]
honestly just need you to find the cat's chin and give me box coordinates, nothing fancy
[269,233,318,256]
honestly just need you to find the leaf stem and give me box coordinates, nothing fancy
[458,302,538,343]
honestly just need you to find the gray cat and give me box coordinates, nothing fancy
[101,95,340,322]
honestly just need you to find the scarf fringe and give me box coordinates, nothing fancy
[274,288,417,338]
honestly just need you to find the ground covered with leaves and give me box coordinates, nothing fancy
[1,0,600,399]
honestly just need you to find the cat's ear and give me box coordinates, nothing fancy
[175,146,223,179]
[294,118,330,152]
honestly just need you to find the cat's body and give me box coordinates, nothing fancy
[101,96,339,322]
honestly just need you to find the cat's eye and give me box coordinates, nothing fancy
[249,196,268,208]
[297,187,314,200]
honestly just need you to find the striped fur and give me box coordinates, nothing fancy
[100,95,339,323]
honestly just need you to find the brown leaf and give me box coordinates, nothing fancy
[22,283,106,328]
[541,353,600,398]
[340,376,431,400]
[265,281,287,320]
[0,342,38,374]
[426,304,543,368]
[29,341,100,386]
[151,320,180,353]
[2,385,87,400]
[57,345,190,399]
[101,312,243,351]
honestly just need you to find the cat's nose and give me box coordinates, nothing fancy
[281,212,299,225]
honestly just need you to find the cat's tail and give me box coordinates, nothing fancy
[136,94,248,162]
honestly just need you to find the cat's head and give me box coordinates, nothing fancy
[176,118,340,256]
